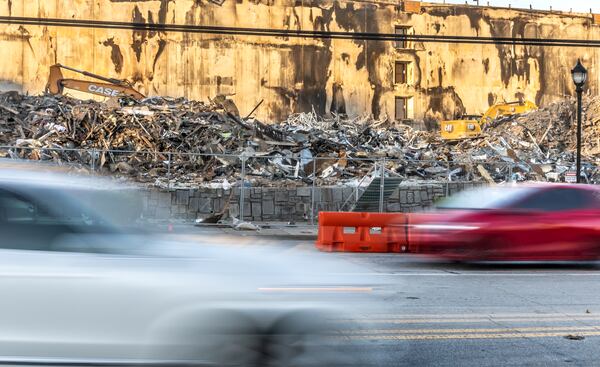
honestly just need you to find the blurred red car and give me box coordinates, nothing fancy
[409,184,600,261]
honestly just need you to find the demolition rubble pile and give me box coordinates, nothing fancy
[470,95,600,183]
[0,91,447,187]
[0,91,600,187]
[264,97,600,184]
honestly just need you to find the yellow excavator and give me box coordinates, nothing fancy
[46,63,145,100]
[440,100,537,140]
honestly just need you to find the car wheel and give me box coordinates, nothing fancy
[146,309,264,366]
[256,330,304,367]
[197,314,265,366]
[259,311,351,367]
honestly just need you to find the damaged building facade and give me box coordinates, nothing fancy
[1,0,599,123]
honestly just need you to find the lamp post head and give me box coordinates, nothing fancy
[571,59,588,88]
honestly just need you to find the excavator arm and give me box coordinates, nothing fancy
[46,64,145,100]
[480,100,537,125]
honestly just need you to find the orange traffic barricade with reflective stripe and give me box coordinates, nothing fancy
[316,212,409,252]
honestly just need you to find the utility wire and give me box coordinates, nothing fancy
[1,16,600,47]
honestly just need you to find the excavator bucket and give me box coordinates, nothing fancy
[46,64,65,95]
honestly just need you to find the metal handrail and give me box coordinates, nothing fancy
[340,165,376,212]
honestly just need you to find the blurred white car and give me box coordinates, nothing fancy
[0,160,368,366]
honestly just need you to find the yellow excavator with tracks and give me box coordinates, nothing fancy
[440,100,537,140]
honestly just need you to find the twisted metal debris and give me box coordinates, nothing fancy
[0,91,597,186]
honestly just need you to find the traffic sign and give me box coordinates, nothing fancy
[565,171,577,183]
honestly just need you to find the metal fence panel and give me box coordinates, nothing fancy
[0,145,581,224]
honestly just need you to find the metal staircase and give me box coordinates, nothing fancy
[352,177,404,212]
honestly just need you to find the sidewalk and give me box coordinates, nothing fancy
[149,222,318,240]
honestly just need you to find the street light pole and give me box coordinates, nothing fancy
[576,85,583,183]
[571,59,588,184]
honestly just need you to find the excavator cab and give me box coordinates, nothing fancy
[440,100,537,140]
[46,64,145,100]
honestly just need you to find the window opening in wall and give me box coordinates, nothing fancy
[395,26,410,49]
[395,97,409,120]
[395,61,409,84]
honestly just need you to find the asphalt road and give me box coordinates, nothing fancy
[177,232,600,367]
[334,254,600,367]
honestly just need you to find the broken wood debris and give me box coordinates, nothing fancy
[1,91,599,187]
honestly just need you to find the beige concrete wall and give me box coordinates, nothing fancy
[0,1,598,123]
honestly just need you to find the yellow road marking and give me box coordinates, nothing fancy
[346,331,600,340]
[344,326,600,334]
[337,316,600,323]
[349,313,600,319]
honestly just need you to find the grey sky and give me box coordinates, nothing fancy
[426,0,597,13]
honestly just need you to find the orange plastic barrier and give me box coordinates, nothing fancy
[316,212,409,252]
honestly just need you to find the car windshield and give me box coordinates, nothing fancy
[435,186,534,210]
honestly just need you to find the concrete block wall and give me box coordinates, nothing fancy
[140,181,487,223]
[386,182,487,212]
[141,186,356,222]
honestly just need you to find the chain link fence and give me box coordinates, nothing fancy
[0,145,578,224]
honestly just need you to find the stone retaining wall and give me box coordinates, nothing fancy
[387,182,487,212]
[141,181,487,222]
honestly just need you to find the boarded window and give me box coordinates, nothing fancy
[395,61,408,84]
[395,26,409,49]
[395,97,408,120]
